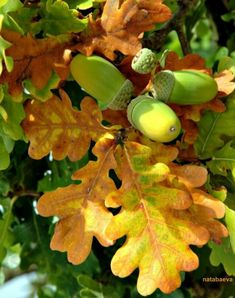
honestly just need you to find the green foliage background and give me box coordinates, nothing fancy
[1,0,235,297]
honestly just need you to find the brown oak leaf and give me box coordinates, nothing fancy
[74,0,172,60]
[163,51,211,73]
[37,137,117,264]
[102,109,130,128]
[0,30,70,98]
[22,90,116,161]
[214,70,235,97]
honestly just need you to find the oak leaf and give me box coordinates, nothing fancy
[37,137,117,264]
[168,164,228,243]
[75,0,172,60]
[214,70,235,97]
[105,141,227,296]
[127,131,179,164]
[163,51,211,73]
[22,90,115,161]
[0,30,70,99]
[102,109,130,128]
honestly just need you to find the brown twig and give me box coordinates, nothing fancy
[143,0,199,55]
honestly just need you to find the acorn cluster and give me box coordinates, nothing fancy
[70,49,218,143]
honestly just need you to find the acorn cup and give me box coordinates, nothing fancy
[131,48,158,74]
[127,95,181,143]
[70,54,134,110]
[152,69,218,105]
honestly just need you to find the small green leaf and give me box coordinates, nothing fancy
[214,47,229,62]
[209,237,235,276]
[24,71,61,102]
[0,0,24,34]
[0,197,16,262]
[155,289,185,298]
[66,0,101,10]
[225,207,235,253]
[207,141,235,178]
[32,0,88,36]
[195,93,235,159]
[77,275,122,298]
[222,10,235,22]
[0,137,10,170]
[218,56,235,75]
[37,155,88,193]
[0,176,10,196]
[0,35,13,74]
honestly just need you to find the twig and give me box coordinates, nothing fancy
[143,0,199,55]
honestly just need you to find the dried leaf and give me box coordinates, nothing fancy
[102,109,130,128]
[75,0,172,60]
[37,137,117,264]
[164,51,211,73]
[0,30,70,98]
[214,70,235,97]
[105,141,227,295]
[22,90,115,161]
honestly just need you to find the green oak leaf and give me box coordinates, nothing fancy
[0,136,10,170]
[37,155,88,193]
[209,237,235,276]
[0,0,24,33]
[32,0,87,36]
[195,93,235,159]
[0,36,13,74]
[0,90,25,140]
[0,175,10,196]
[225,207,235,254]
[0,86,25,170]
[24,71,61,102]
[218,56,235,75]
[222,10,235,22]
[0,197,15,262]
[65,0,94,10]
[207,141,235,178]
[9,6,39,35]
[77,274,124,298]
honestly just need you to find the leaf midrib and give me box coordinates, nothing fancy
[200,113,222,156]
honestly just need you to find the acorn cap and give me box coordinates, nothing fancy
[151,70,175,102]
[152,69,218,105]
[131,48,158,74]
[127,95,181,142]
[70,54,134,110]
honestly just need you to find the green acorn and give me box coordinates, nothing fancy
[131,48,158,74]
[127,95,181,142]
[70,54,134,110]
[152,70,218,105]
